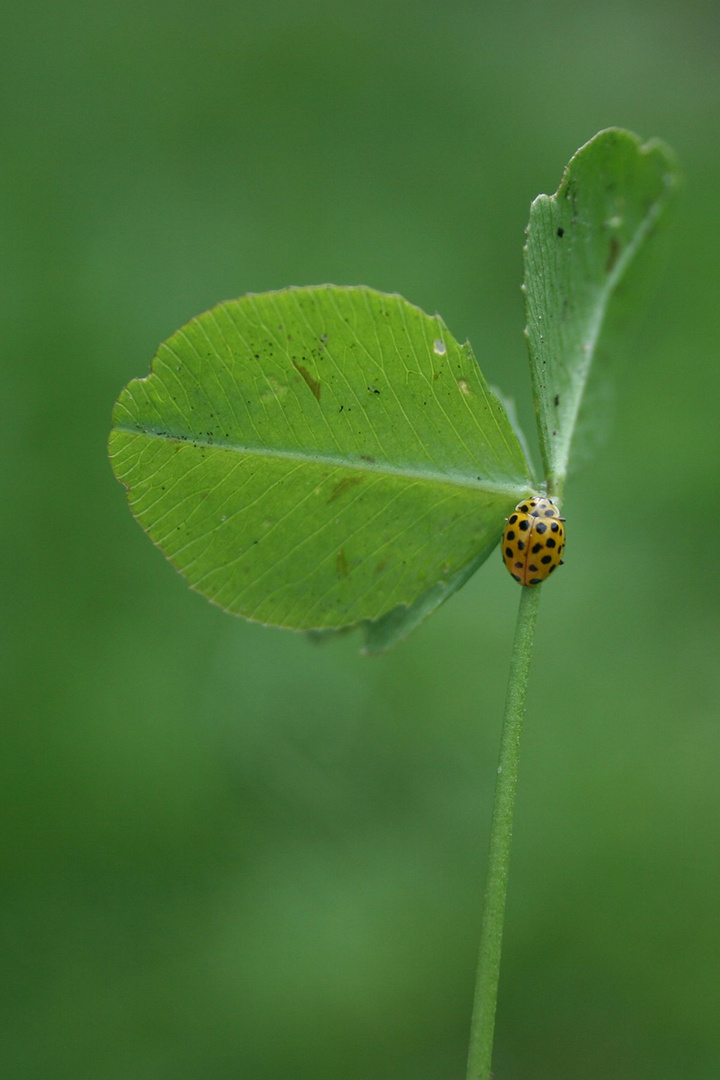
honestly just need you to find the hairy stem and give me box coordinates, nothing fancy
[465,584,542,1080]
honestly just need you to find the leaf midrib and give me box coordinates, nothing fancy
[113,423,530,497]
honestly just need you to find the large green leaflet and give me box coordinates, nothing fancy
[110,287,533,646]
[524,129,679,497]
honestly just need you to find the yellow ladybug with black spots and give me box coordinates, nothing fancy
[502,497,565,586]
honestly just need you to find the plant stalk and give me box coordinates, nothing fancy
[465,584,542,1080]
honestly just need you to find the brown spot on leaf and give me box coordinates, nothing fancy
[606,235,620,273]
[327,476,363,504]
[336,549,349,577]
[292,360,321,401]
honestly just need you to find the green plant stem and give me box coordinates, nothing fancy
[465,584,542,1080]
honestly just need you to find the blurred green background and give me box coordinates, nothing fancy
[3,1,719,1077]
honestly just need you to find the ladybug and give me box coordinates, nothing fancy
[502,497,565,586]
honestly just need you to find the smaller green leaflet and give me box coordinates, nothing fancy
[109,287,533,649]
[524,129,679,498]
